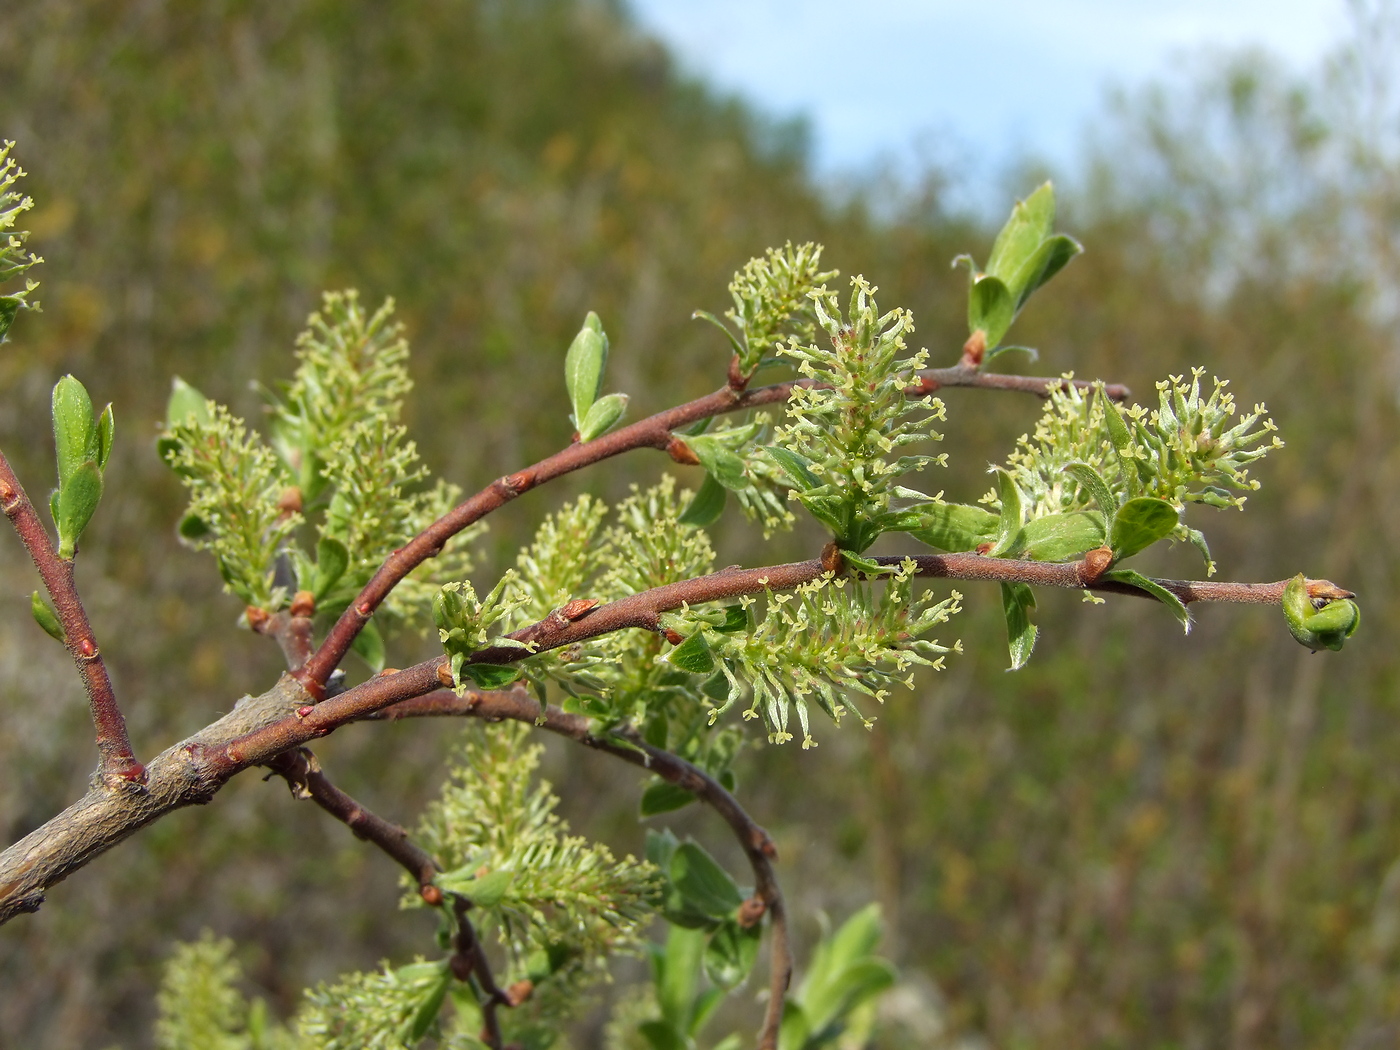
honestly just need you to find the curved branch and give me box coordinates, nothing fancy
[372,686,792,1050]
[264,747,437,889]
[298,368,1132,693]
[0,451,144,785]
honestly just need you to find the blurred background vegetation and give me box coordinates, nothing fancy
[0,0,1397,1046]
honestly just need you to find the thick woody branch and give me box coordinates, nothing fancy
[298,367,1131,693]
[372,686,791,1050]
[264,748,437,889]
[0,451,144,786]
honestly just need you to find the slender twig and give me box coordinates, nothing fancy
[372,686,792,1050]
[264,747,438,890]
[297,368,1132,694]
[0,451,144,785]
[450,895,510,1050]
[215,553,1354,773]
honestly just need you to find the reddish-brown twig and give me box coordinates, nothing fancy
[216,553,1354,773]
[372,686,792,1050]
[0,451,144,786]
[449,895,512,1050]
[264,747,437,889]
[297,368,1131,694]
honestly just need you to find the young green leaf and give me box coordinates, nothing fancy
[30,590,65,643]
[990,469,1024,556]
[687,436,748,490]
[458,663,523,689]
[1063,461,1119,517]
[351,616,385,671]
[312,537,350,601]
[95,404,114,471]
[1102,568,1191,632]
[51,376,96,488]
[165,376,211,427]
[985,182,1056,282]
[1001,581,1038,670]
[670,841,744,920]
[1110,497,1180,560]
[578,391,628,441]
[404,965,451,1043]
[435,867,515,906]
[668,631,716,675]
[640,780,697,817]
[55,460,102,559]
[1019,510,1105,562]
[679,472,727,527]
[909,502,999,552]
[704,919,762,990]
[564,312,608,428]
[969,274,1015,349]
[763,446,822,491]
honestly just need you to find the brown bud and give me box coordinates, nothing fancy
[960,329,987,368]
[820,541,845,575]
[420,883,444,906]
[1082,546,1114,584]
[375,666,400,677]
[664,628,684,645]
[245,605,271,631]
[289,590,315,618]
[665,436,701,465]
[737,895,768,929]
[560,598,599,621]
[296,705,315,718]
[437,662,455,687]
[974,541,995,555]
[506,979,535,1006]
[277,486,303,514]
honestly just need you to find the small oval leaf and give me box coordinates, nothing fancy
[56,460,102,559]
[30,591,65,643]
[668,631,715,674]
[1110,497,1180,560]
[578,391,628,442]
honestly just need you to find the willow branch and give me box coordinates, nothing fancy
[372,686,791,1050]
[6,548,1333,924]
[0,451,144,786]
[297,367,1131,694]
[216,553,1354,773]
[264,747,437,890]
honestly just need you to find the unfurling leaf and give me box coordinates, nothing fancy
[51,375,97,488]
[990,469,1024,556]
[704,919,762,990]
[564,312,609,428]
[1282,573,1360,652]
[968,275,1015,350]
[578,391,628,441]
[30,590,65,643]
[457,662,523,689]
[55,460,102,559]
[670,842,744,920]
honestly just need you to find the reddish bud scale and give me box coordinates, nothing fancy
[420,884,444,906]
[737,896,768,929]
[289,590,315,618]
[78,638,96,657]
[296,705,315,718]
[245,606,270,630]
[357,602,372,616]
[664,629,684,645]
[560,598,598,621]
[665,437,701,465]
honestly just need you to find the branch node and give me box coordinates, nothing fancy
[1081,546,1113,585]
[820,541,845,575]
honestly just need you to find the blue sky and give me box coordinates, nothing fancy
[628,0,1351,190]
